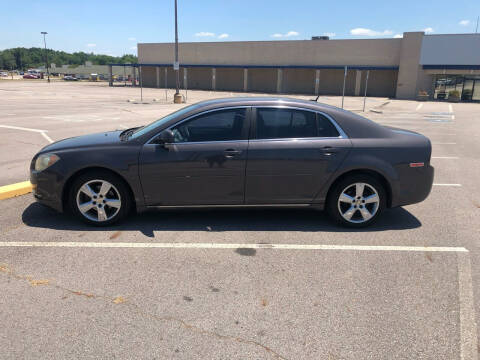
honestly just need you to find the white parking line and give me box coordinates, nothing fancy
[119,124,128,129]
[433,183,462,187]
[41,132,53,143]
[449,104,453,114]
[0,124,53,144]
[0,242,468,252]
[432,156,459,159]
[432,142,457,145]
[416,103,423,111]
[0,124,48,133]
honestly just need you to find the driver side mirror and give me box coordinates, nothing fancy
[156,129,175,145]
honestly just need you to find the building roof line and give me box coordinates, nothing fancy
[108,63,398,70]
[422,65,480,70]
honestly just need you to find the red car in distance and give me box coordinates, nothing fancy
[23,74,39,79]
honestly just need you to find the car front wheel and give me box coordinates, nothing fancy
[327,174,386,228]
[69,171,131,226]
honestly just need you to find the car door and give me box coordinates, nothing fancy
[139,107,250,206]
[245,107,351,204]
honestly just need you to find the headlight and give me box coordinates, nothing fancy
[35,153,60,171]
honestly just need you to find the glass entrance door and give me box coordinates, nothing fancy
[473,80,480,101]
[462,79,474,101]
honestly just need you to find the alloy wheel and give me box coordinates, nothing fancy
[76,179,122,222]
[337,182,380,224]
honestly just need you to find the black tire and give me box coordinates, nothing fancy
[326,174,386,228]
[69,170,132,226]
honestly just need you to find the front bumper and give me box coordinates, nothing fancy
[30,169,64,212]
[391,164,434,207]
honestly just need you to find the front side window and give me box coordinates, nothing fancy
[255,108,339,139]
[171,108,247,143]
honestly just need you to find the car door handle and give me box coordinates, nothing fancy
[224,149,242,156]
[319,146,340,155]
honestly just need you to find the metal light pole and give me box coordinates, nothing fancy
[341,66,347,109]
[363,70,370,112]
[41,32,50,83]
[173,0,182,103]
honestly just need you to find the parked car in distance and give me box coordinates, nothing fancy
[23,74,38,79]
[0,71,8,77]
[30,97,434,228]
[63,75,78,81]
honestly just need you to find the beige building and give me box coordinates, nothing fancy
[131,32,480,101]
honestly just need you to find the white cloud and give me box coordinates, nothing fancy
[128,37,136,41]
[323,32,336,37]
[195,31,215,37]
[393,34,403,38]
[459,20,470,26]
[218,33,229,39]
[350,28,393,36]
[130,46,137,50]
[423,27,434,33]
[86,43,96,47]
[271,31,300,38]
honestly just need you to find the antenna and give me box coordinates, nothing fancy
[476,16,479,33]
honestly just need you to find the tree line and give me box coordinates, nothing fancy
[0,47,137,70]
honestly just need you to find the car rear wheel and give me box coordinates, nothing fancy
[69,171,131,226]
[327,174,386,228]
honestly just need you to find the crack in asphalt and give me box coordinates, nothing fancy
[0,263,288,360]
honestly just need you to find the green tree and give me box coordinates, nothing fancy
[0,47,138,70]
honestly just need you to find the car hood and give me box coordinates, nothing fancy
[39,130,124,153]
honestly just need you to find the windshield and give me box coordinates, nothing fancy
[129,104,200,140]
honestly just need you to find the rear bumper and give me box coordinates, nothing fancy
[391,164,434,207]
[30,169,64,212]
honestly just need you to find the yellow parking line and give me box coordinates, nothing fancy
[0,181,32,200]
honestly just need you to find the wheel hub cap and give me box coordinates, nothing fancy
[76,180,122,222]
[337,182,380,224]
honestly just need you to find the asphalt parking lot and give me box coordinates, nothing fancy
[1,81,480,359]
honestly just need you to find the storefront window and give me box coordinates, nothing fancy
[433,75,480,101]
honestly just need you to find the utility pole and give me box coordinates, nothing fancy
[173,0,182,103]
[476,16,479,33]
[41,32,50,83]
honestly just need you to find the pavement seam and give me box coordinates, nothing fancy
[0,263,288,360]
[457,253,479,360]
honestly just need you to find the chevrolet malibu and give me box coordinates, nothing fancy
[30,97,434,228]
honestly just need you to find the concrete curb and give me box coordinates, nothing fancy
[0,181,32,200]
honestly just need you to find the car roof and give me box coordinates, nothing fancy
[193,96,339,111]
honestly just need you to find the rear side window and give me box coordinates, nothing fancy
[171,108,247,143]
[255,108,339,139]
[317,113,340,137]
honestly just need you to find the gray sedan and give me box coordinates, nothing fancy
[30,97,434,228]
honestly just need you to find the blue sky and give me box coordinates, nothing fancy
[1,0,479,56]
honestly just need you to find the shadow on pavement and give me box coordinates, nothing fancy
[22,202,421,238]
